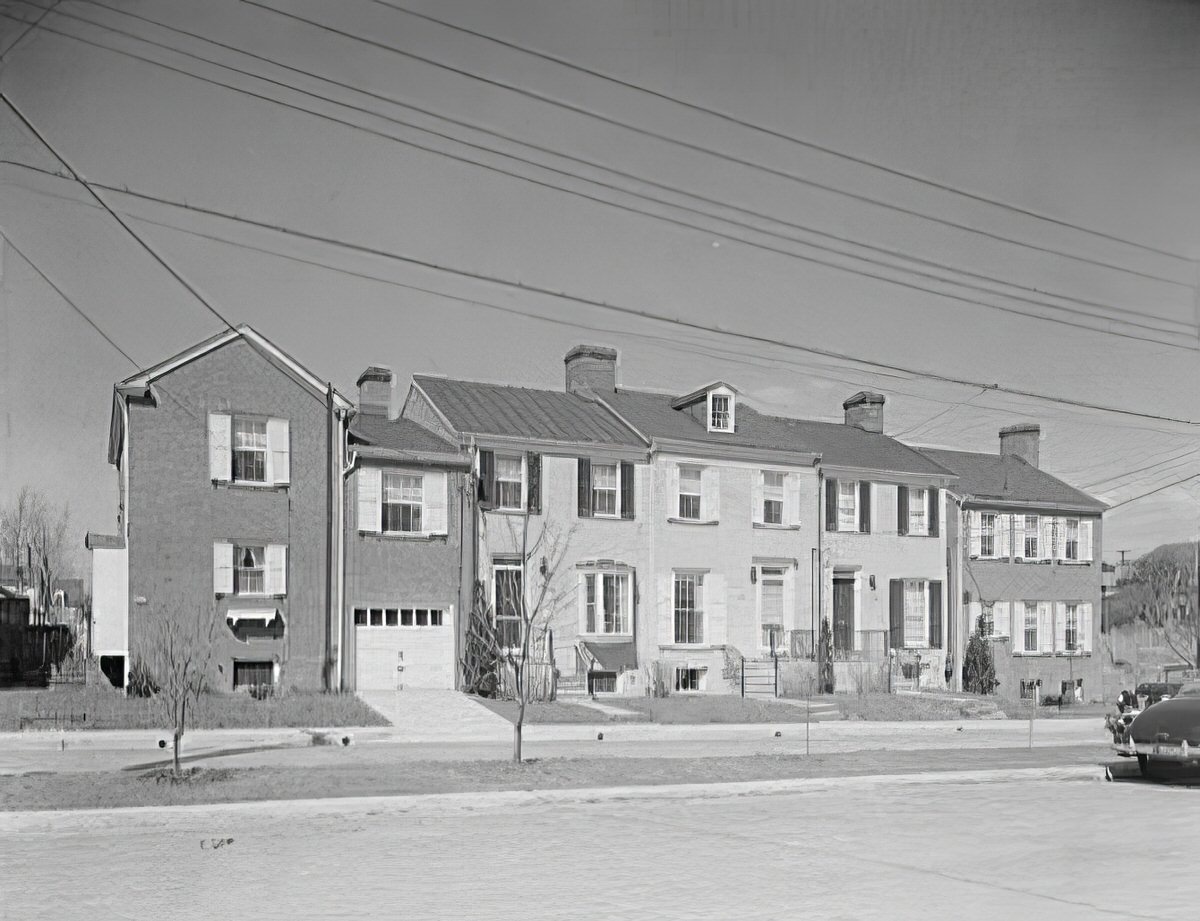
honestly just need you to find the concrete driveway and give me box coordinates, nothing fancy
[356,688,512,742]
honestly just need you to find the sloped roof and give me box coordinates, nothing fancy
[349,415,469,465]
[580,639,638,672]
[604,390,949,475]
[919,448,1106,511]
[413,376,646,447]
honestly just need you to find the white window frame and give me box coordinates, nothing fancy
[1023,514,1039,560]
[674,666,707,692]
[234,545,266,596]
[494,454,525,512]
[232,416,268,484]
[837,480,859,532]
[382,473,423,533]
[591,463,619,518]
[708,389,734,432]
[1063,518,1080,561]
[979,513,997,559]
[757,566,786,651]
[761,472,785,526]
[902,579,927,648]
[908,487,928,536]
[673,572,704,645]
[1063,603,1079,652]
[1022,602,1039,654]
[353,606,448,628]
[678,465,702,520]
[581,571,633,636]
[492,560,524,650]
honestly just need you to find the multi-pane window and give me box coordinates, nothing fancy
[837,481,858,531]
[979,602,995,637]
[710,394,731,431]
[235,545,265,595]
[678,466,702,520]
[675,667,706,691]
[353,607,445,627]
[493,563,523,648]
[673,573,703,644]
[1023,602,1039,653]
[908,487,927,536]
[1064,603,1079,651]
[382,473,423,532]
[1024,515,1039,558]
[583,572,630,634]
[232,418,267,483]
[1064,519,1080,561]
[591,464,618,517]
[495,456,524,511]
[903,580,926,647]
[759,567,785,650]
[762,472,784,525]
[980,513,997,557]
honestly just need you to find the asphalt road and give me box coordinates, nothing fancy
[3,766,1195,920]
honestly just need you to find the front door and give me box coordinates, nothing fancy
[833,578,854,656]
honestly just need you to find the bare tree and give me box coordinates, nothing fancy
[143,603,219,775]
[1122,542,1200,668]
[0,486,74,614]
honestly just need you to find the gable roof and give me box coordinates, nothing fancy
[918,448,1106,512]
[412,375,647,448]
[349,414,470,467]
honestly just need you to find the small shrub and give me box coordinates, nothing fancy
[127,659,159,698]
[817,617,835,694]
[963,617,998,695]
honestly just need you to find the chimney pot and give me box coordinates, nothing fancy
[843,391,885,433]
[565,345,618,394]
[356,366,393,417]
[999,423,1040,468]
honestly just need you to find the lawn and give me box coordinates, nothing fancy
[0,685,390,732]
[472,697,618,724]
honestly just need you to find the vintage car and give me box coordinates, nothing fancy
[1112,682,1200,776]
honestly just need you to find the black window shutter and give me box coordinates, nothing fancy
[577,458,592,518]
[620,461,635,519]
[825,478,838,531]
[478,450,495,506]
[897,486,909,536]
[929,581,943,648]
[526,452,542,514]
[928,487,940,537]
[859,481,871,533]
[889,579,904,651]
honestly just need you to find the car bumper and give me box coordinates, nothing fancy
[1114,739,1200,762]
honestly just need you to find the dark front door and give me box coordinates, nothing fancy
[833,578,854,655]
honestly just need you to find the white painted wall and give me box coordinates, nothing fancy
[90,546,128,657]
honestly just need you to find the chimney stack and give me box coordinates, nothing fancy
[564,345,618,394]
[999,423,1040,468]
[356,366,393,417]
[843,391,885,433]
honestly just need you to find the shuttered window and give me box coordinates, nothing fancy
[837,480,858,531]
[233,419,267,483]
[678,466,702,520]
[1022,602,1039,653]
[209,413,290,486]
[495,455,524,511]
[591,464,618,516]
[359,468,448,535]
[762,472,785,525]
[907,487,927,536]
[903,580,926,647]
[235,545,265,595]
[383,474,422,532]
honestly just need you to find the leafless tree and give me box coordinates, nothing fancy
[144,603,219,775]
[1122,542,1200,669]
[0,486,74,614]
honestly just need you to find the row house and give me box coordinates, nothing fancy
[922,425,1106,700]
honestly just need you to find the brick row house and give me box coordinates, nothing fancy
[87,327,1106,700]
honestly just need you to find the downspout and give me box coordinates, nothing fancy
[814,464,823,658]
[121,393,131,691]
[325,385,335,691]
[335,407,349,692]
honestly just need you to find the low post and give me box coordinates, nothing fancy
[741,656,745,698]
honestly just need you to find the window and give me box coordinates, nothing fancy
[383,474,423,532]
[1020,679,1039,700]
[589,672,617,694]
[710,394,731,431]
[759,567,785,650]
[673,573,703,644]
[495,455,524,511]
[583,572,631,634]
[1023,602,1039,654]
[980,513,997,558]
[235,545,265,595]
[494,562,523,648]
[1064,603,1079,651]
[232,418,267,483]
[678,466,702,520]
[675,667,706,691]
[762,472,784,525]
[1064,519,1080,561]
[838,480,858,531]
[903,580,926,647]
[591,464,618,517]
[980,602,995,637]
[354,607,447,627]
[1024,515,1039,559]
[908,487,927,536]
[233,661,273,691]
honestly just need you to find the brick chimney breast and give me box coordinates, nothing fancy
[356,366,393,417]
[999,423,1041,468]
[843,391,885,433]
[565,345,618,394]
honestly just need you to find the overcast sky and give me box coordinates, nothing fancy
[1,0,1197,568]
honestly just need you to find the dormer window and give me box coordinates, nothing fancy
[708,388,735,432]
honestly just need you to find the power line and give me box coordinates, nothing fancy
[376,0,1196,266]
[0,0,57,59]
[1085,448,1200,490]
[1106,475,1200,511]
[58,0,1196,336]
[242,0,1196,291]
[3,12,1194,354]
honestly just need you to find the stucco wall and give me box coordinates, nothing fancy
[126,338,332,691]
[90,546,128,657]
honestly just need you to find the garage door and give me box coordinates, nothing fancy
[354,607,455,690]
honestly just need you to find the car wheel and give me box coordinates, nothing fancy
[1137,754,1149,778]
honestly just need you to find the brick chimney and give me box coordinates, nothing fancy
[999,423,1040,468]
[843,391,885,433]
[356,366,393,417]
[565,345,618,394]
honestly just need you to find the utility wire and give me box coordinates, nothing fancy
[377,0,1195,266]
[3,12,1194,354]
[242,0,1195,290]
[1084,448,1200,491]
[1106,475,1200,511]
[54,0,1195,335]
[0,0,57,59]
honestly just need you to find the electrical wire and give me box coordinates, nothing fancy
[1106,475,1200,511]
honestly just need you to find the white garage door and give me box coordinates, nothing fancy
[354,609,455,690]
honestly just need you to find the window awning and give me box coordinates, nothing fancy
[226,609,278,625]
[579,639,637,673]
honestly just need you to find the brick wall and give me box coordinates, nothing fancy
[126,338,333,691]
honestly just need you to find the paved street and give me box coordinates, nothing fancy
[3,767,1195,920]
